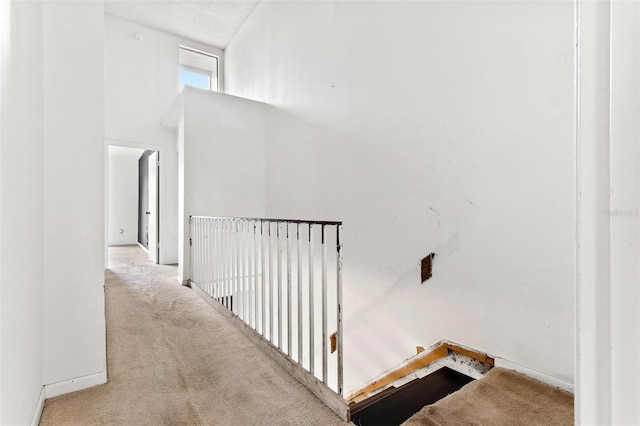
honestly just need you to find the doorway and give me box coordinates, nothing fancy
[107,144,161,265]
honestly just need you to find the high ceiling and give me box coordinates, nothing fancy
[104,1,260,49]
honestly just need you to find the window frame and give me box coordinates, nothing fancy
[178,44,221,92]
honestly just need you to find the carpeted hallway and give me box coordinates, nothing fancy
[40,245,347,426]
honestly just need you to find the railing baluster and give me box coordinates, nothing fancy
[212,218,217,297]
[246,220,251,323]
[238,220,241,317]
[191,218,195,283]
[309,224,315,375]
[228,219,232,309]
[225,219,235,312]
[218,220,222,302]
[198,218,202,286]
[204,219,211,295]
[213,220,216,299]
[229,218,233,310]
[224,219,228,303]
[197,218,202,284]
[321,224,328,384]
[253,221,258,329]
[204,218,207,288]
[207,218,217,297]
[212,219,215,295]
[241,219,246,319]
[244,220,249,321]
[246,220,252,326]
[212,219,216,296]
[297,223,303,364]
[214,221,216,303]
[193,218,198,283]
[216,220,219,301]
[192,218,195,283]
[336,224,343,395]
[268,222,274,342]
[203,218,206,287]
[222,219,227,307]
[206,218,211,295]
[199,217,202,284]
[205,219,209,290]
[206,219,209,290]
[204,218,208,293]
[213,218,223,303]
[230,220,234,311]
[235,219,240,316]
[277,223,283,350]
[261,221,266,336]
[287,223,292,356]
[241,220,247,321]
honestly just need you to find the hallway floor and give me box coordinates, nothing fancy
[40,245,347,425]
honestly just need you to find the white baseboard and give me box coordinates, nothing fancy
[30,386,46,426]
[177,276,189,286]
[494,357,574,393]
[44,371,107,399]
[137,242,149,253]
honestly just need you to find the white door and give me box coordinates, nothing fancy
[148,151,159,263]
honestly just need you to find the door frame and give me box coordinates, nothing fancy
[104,138,166,266]
[147,150,160,264]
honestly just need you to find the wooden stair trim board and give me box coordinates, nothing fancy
[346,340,494,405]
[345,341,448,404]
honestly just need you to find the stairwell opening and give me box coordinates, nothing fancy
[350,367,474,426]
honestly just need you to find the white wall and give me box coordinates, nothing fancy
[0,1,45,424]
[108,146,145,246]
[43,0,107,389]
[225,1,575,392]
[105,15,223,264]
[176,87,266,282]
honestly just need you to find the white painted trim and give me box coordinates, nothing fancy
[494,358,574,393]
[348,339,446,396]
[30,386,45,426]
[44,371,107,398]
[137,242,149,253]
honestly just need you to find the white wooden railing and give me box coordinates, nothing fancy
[189,216,344,396]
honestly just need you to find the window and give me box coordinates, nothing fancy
[179,68,211,91]
[179,46,219,92]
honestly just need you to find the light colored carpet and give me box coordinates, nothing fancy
[40,245,347,426]
[402,367,574,426]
